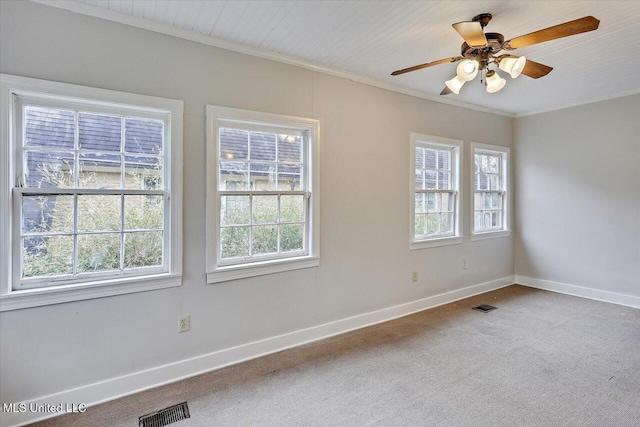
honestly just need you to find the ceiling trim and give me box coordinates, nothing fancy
[514,88,640,118]
[31,0,516,118]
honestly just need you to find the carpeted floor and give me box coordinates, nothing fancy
[33,285,640,426]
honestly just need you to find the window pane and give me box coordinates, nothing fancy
[474,193,483,211]
[488,174,499,190]
[124,231,162,268]
[438,150,450,170]
[125,195,163,230]
[484,193,493,209]
[425,170,436,189]
[280,195,304,222]
[77,233,120,272]
[125,117,163,155]
[277,164,301,191]
[475,212,483,230]
[441,213,453,234]
[22,195,74,234]
[249,132,276,161]
[250,163,276,191]
[415,193,425,213]
[221,196,250,225]
[221,226,250,258]
[79,153,121,189]
[493,193,502,210]
[488,155,499,173]
[252,195,277,224]
[426,214,439,235]
[278,134,302,163]
[280,224,303,252]
[220,161,248,190]
[24,106,75,149]
[252,225,277,255]
[22,235,74,278]
[425,149,437,169]
[437,171,450,190]
[483,212,492,229]
[78,112,121,152]
[415,169,424,190]
[476,173,488,190]
[492,211,502,228]
[415,147,424,169]
[124,155,163,190]
[415,214,425,236]
[441,192,454,212]
[25,150,74,189]
[426,192,439,213]
[78,195,121,231]
[220,128,248,161]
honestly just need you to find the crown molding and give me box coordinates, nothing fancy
[30,0,515,118]
[514,88,640,118]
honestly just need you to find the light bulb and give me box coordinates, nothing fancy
[498,55,527,78]
[456,59,479,82]
[445,75,466,95]
[485,70,506,93]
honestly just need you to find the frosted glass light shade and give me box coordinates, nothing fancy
[456,59,479,81]
[445,75,466,94]
[499,56,527,78]
[486,70,506,93]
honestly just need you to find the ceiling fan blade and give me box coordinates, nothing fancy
[521,59,553,79]
[505,16,599,49]
[440,86,453,96]
[391,57,462,76]
[452,21,487,47]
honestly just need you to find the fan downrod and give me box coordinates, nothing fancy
[472,13,492,28]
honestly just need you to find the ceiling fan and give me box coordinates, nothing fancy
[391,14,600,95]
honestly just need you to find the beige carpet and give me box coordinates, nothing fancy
[33,285,640,427]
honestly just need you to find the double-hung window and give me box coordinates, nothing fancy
[471,142,510,240]
[0,74,183,311]
[206,106,319,283]
[410,133,463,249]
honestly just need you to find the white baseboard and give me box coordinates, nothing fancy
[516,275,640,309]
[1,275,515,427]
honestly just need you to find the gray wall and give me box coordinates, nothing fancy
[515,94,640,296]
[0,1,514,403]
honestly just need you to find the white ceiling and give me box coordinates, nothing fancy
[50,1,640,115]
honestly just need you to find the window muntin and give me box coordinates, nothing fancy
[15,99,169,288]
[217,125,309,265]
[472,145,509,235]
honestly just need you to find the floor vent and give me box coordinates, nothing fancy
[139,402,190,427]
[472,304,497,313]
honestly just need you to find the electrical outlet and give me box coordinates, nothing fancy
[179,315,190,333]
[462,260,468,270]
[412,271,418,282]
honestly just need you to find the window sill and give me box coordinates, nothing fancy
[208,256,319,284]
[0,273,182,312]
[470,230,511,241]
[410,236,464,250]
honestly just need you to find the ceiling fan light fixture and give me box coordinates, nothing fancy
[456,59,479,81]
[498,55,527,78]
[445,75,466,94]
[485,70,506,93]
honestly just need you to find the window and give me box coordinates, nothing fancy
[0,74,183,311]
[410,133,463,249]
[471,142,510,240]
[206,106,319,283]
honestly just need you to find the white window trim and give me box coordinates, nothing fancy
[470,142,511,241]
[206,105,320,283]
[410,133,463,250]
[0,74,183,311]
